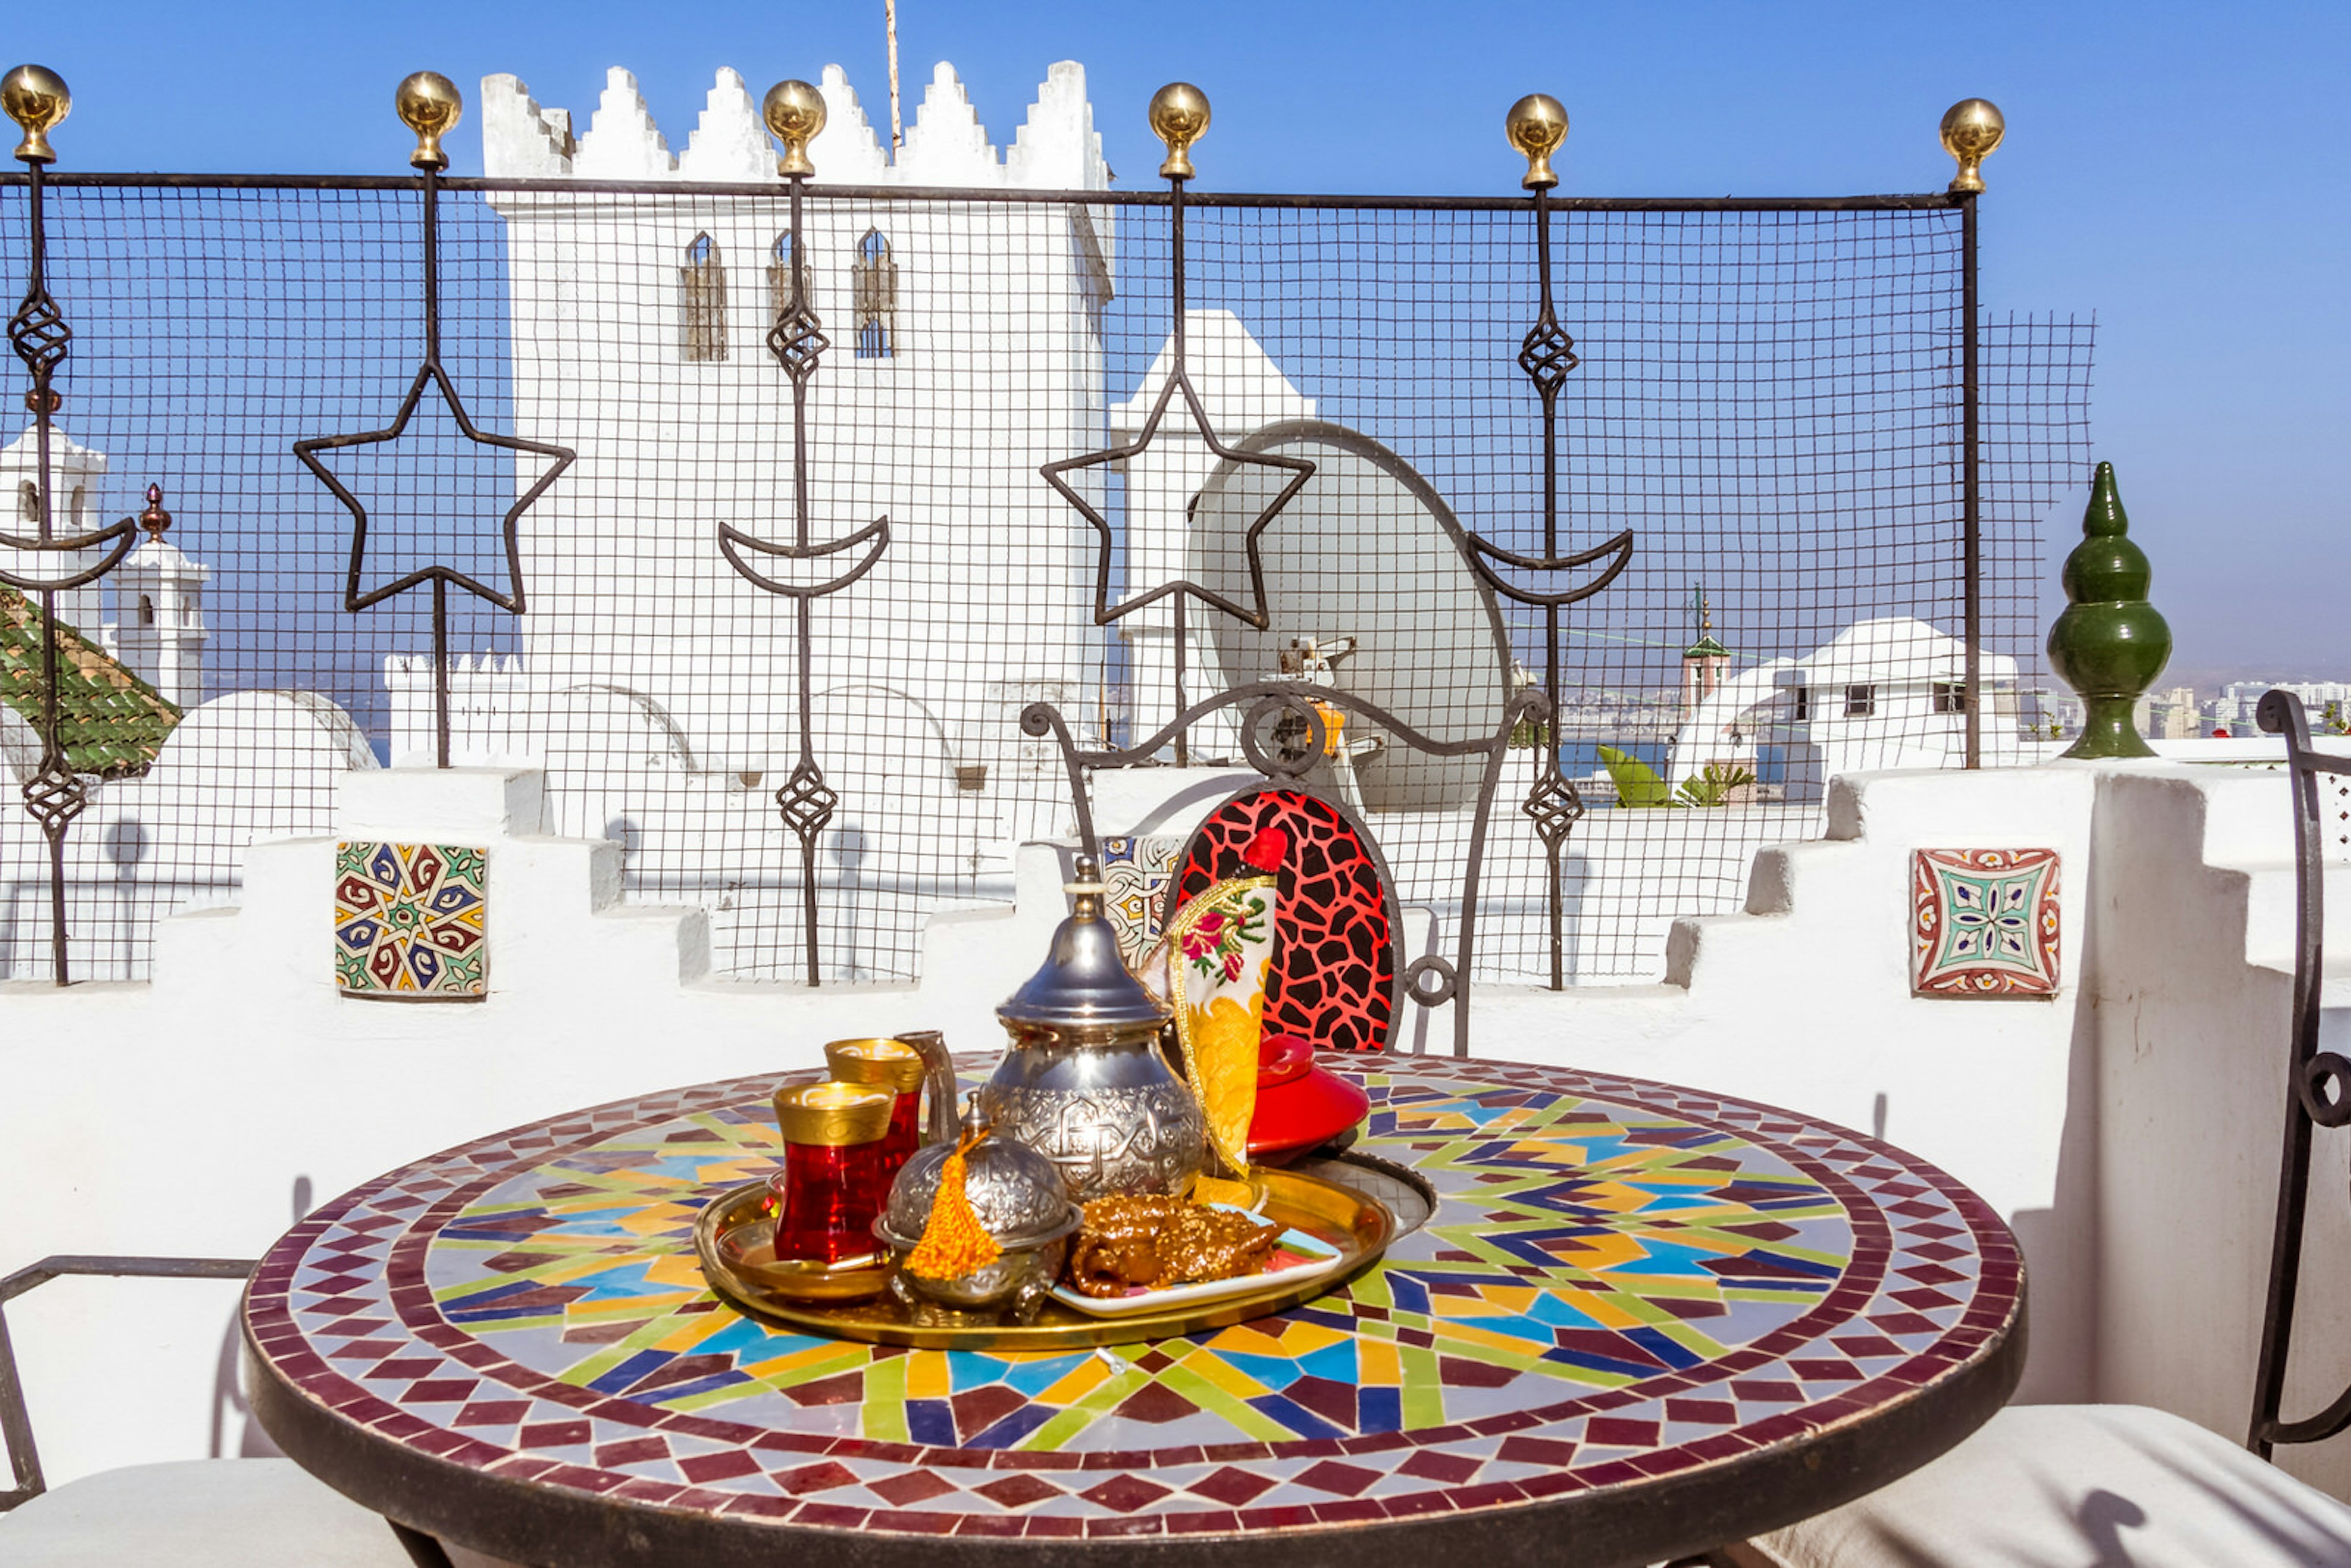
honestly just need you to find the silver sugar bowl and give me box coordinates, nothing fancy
[979,855,1205,1202]
[878,1100,1079,1324]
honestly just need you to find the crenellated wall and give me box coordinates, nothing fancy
[479,60,1109,192]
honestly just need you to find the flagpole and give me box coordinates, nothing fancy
[885,0,903,149]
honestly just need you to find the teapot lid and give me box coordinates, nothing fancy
[998,854,1172,1032]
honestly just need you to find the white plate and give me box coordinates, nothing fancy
[1048,1212,1345,1319]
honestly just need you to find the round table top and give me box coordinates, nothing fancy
[246,1055,2023,1568]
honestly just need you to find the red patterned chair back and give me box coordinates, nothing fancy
[1168,786,1401,1054]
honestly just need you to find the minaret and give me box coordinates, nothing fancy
[111,485,209,710]
[0,421,110,638]
[1680,583,1730,719]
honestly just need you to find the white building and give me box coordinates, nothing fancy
[0,422,111,640]
[2213,680,2351,735]
[1775,618,2023,792]
[2148,684,2199,741]
[110,506,211,711]
[1667,616,2022,800]
[0,425,209,710]
[471,61,1116,789]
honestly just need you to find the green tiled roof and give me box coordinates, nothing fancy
[0,588,181,777]
[1684,633,1731,660]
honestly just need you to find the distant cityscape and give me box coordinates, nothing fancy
[2044,680,2351,740]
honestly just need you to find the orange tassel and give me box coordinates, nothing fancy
[906,1127,1003,1280]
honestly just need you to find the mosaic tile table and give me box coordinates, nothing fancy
[245,1057,2024,1568]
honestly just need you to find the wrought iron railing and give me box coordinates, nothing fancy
[0,66,2091,991]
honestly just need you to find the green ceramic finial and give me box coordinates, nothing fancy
[2047,460,2171,759]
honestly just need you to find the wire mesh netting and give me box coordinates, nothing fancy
[0,178,2091,987]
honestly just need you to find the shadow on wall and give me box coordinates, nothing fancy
[2006,844,2104,1407]
[209,1174,311,1458]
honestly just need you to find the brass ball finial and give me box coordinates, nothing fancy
[763,80,827,179]
[1940,98,2004,194]
[1505,93,1569,191]
[396,72,463,171]
[1149,82,1210,182]
[139,483,171,541]
[2,65,70,167]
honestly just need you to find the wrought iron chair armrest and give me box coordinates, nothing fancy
[1,1253,258,1510]
[2287,749,2351,777]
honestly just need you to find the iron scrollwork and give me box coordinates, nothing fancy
[714,81,893,986]
[2249,689,2351,1454]
[0,66,140,985]
[1455,97,1637,989]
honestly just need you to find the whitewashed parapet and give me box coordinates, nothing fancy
[899,62,997,184]
[678,69,770,183]
[574,68,678,180]
[1007,62,1107,191]
[808,64,890,183]
[479,73,573,178]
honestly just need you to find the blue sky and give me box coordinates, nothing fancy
[17,0,2349,683]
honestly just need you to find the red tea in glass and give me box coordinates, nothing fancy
[821,1037,927,1182]
[769,1079,894,1270]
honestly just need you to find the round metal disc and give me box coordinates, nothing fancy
[1186,420,1510,811]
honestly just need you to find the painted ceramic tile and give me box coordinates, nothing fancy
[334,841,489,999]
[1912,847,2060,997]
[1098,835,1185,968]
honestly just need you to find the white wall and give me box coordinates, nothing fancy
[2087,764,2351,1499]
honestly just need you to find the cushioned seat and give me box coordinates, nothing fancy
[0,1458,416,1566]
[1739,1404,2351,1567]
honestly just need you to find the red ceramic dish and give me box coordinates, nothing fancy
[1248,1032,1371,1165]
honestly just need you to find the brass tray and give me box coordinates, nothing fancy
[692,1166,1393,1349]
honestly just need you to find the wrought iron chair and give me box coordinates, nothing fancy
[0,1255,426,1566]
[1024,680,1544,1059]
[1725,688,2351,1566]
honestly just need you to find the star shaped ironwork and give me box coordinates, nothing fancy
[294,361,574,614]
[1041,366,1314,631]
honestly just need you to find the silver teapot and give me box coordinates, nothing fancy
[979,855,1205,1202]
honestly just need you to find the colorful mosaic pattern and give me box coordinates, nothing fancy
[334,841,488,999]
[248,1059,2019,1546]
[1911,848,2061,997]
[1099,835,1185,968]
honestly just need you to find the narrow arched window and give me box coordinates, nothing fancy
[138,594,156,627]
[680,231,727,362]
[853,229,897,359]
[768,230,814,325]
[67,483,85,523]
[16,480,35,523]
